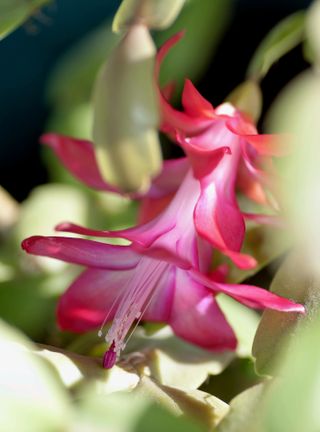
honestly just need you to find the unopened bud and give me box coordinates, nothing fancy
[226,80,263,123]
[307,0,320,66]
[92,24,162,193]
[113,0,186,33]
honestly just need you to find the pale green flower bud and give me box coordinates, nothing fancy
[92,24,162,193]
[113,0,186,33]
[307,0,320,65]
[226,80,263,123]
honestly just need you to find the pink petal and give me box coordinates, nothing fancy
[146,157,190,198]
[194,179,245,252]
[182,79,215,118]
[226,117,290,157]
[138,194,174,224]
[190,270,305,313]
[156,34,212,135]
[22,236,139,269]
[177,133,230,180]
[155,31,185,79]
[57,268,133,332]
[169,269,237,350]
[237,160,269,205]
[56,213,175,248]
[41,134,118,192]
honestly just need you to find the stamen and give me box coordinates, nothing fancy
[102,258,169,361]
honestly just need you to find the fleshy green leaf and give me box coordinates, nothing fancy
[0,320,70,432]
[252,253,318,376]
[135,376,229,429]
[217,295,260,358]
[216,384,266,432]
[15,184,89,273]
[122,326,234,390]
[247,11,306,81]
[0,269,77,339]
[35,345,140,394]
[73,391,206,432]
[0,0,51,40]
[262,315,320,432]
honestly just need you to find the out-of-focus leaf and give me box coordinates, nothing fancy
[214,224,286,284]
[247,11,306,81]
[47,24,119,110]
[136,376,229,429]
[156,0,233,91]
[217,295,260,358]
[216,384,266,432]
[262,315,320,432]
[0,0,51,40]
[0,268,77,339]
[36,345,139,394]
[46,23,119,140]
[15,184,89,273]
[306,0,320,64]
[113,0,186,32]
[92,24,161,193]
[269,71,320,277]
[73,390,205,432]
[122,326,234,390]
[201,358,261,404]
[226,80,263,123]
[0,320,70,432]
[0,186,19,231]
[252,253,318,376]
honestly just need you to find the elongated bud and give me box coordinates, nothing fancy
[307,0,320,66]
[113,0,186,33]
[226,80,262,123]
[92,24,162,193]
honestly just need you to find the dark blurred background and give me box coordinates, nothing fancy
[0,0,311,202]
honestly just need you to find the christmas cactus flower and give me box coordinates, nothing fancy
[22,171,304,368]
[22,34,305,368]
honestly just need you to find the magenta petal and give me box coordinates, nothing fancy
[191,270,305,313]
[57,268,133,332]
[169,269,237,351]
[41,134,118,193]
[22,236,140,269]
[146,158,190,199]
[182,79,215,118]
[194,180,245,252]
[56,215,175,249]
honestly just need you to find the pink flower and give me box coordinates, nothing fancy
[22,169,303,368]
[21,34,304,368]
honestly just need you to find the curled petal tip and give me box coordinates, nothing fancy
[103,342,117,369]
[21,236,43,252]
[55,222,72,232]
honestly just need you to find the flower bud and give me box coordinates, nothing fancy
[226,80,262,123]
[92,24,162,193]
[113,0,186,33]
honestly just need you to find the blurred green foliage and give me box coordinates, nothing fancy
[0,0,51,40]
